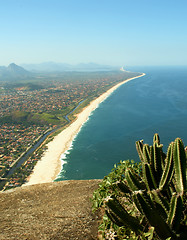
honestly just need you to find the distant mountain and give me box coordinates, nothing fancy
[0,63,32,80]
[0,62,120,81]
[7,63,30,75]
[21,62,118,72]
[21,62,72,72]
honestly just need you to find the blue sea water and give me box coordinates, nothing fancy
[55,66,187,181]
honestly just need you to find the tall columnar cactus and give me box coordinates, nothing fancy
[105,134,187,239]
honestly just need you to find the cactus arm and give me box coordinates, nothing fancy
[105,197,143,234]
[153,133,160,145]
[159,142,174,191]
[153,142,164,183]
[136,140,145,162]
[149,145,154,166]
[105,210,124,227]
[143,163,157,191]
[133,192,176,240]
[173,138,186,194]
[116,181,131,194]
[143,144,152,164]
[151,190,169,215]
[167,193,183,232]
[125,169,145,191]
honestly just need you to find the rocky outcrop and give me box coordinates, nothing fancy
[0,179,101,240]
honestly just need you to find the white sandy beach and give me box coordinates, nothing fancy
[24,73,145,186]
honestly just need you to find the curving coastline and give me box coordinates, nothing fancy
[24,73,145,186]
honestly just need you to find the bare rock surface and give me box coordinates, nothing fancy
[0,179,101,240]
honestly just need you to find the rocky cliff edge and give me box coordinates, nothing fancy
[0,179,101,240]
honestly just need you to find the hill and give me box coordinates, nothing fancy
[0,63,32,80]
[0,110,65,125]
[0,180,101,240]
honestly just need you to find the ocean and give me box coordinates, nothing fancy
[55,66,187,181]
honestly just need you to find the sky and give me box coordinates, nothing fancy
[0,0,187,66]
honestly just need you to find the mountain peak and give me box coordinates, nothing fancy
[0,63,32,80]
[8,62,17,67]
[7,63,29,74]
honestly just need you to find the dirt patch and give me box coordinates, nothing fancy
[0,179,101,240]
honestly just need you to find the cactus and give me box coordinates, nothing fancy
[143,144,152,164]
[159,142,174,191]
[133,191,176,239]
[153,142,164,183]
[173,138,186,194]
[125,168,145,191]
[151,189,170,216]
[116,180,131,194]
[167,193,183,232]
[136,139,144,163]
[105,196,143,235]
[153,133,160,144]
[105,134,187,239]
[142,163,157,191]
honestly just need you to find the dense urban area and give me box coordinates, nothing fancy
[0,70,139,190]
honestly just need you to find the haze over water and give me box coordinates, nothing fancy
[55,66,187,181]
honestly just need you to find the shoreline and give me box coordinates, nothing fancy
[24,73,145,186]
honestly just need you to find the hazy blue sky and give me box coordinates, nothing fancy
[1,0,187,66]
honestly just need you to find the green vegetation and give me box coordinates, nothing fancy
[0,110,67,125]
[92,134,187,239]
[28,112,62,125]
[4,82,44,91]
